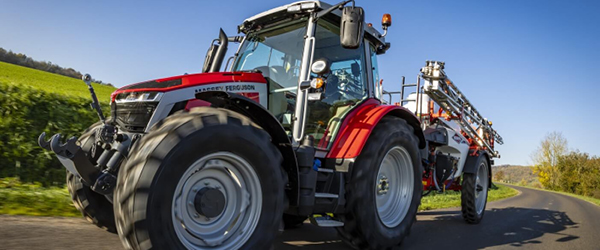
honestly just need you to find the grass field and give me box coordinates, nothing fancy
[0,61,115,101]
[419,184,519,211]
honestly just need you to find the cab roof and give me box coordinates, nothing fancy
[238,1,388,50]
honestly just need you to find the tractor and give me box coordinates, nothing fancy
[38,1,503,249]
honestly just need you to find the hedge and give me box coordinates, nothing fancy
[0,80,110,186]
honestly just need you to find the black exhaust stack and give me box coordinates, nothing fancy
[202,29,229,73]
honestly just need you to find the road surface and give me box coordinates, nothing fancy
[1,185,599,250]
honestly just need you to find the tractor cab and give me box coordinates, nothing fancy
[223,0,391,148]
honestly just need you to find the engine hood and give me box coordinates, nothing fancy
[110,71,266,102]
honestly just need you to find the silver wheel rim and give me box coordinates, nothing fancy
[171,152,262,249]
[375,146,414,228]
[475,162,488,214]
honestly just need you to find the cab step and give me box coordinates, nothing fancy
[317,167,334,173]
[309,216,344,227]
[315,192,338,198]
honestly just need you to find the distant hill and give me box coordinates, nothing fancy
[0,47,112,86]
[492,165,541,187]
[0,61,115,101]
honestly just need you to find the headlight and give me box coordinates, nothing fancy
[114,92,163,103]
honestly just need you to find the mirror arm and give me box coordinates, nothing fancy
[299,80,312,91]
[315,0,354,20]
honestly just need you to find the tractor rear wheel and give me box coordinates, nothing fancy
[461,156,489,224]
[66,122,116,233]
[113,107,285,250]
[337,116,422,249]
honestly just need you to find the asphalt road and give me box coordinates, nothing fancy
[1,185,599,250]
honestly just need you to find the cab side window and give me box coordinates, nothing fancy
[370,45,381,99]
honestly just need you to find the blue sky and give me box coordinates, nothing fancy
[1,0,599,165]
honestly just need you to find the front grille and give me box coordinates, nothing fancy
[113,102,158,132]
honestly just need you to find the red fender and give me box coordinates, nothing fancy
[326,98,425,159]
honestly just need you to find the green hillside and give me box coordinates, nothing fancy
[0,61,115,101]
[0,61,115,185]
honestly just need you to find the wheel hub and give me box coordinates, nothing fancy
[194,187,226,218]
[172,152,263,249]
[377,175,389,195]
[375,146,414,228]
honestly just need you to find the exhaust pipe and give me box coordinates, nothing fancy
[202,29,229,73]
[210,29,228,72]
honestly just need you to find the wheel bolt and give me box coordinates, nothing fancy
[193,213,199,218]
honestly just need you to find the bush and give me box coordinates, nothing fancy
[555,151,600,198]
[0,80,110,186]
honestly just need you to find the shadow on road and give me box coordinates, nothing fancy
[406,207,579,249]
[275,207,580,250]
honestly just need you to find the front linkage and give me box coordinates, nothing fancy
[38,74,130,196]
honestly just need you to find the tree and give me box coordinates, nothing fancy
[556,151,600,197]
[519,178,528,186]
[493,170,505,182]
[531,131,568,190]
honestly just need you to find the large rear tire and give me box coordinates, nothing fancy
[114,107,285,250]
[337,116,422,249]
[461,156,489,224]
[66,122,116,233]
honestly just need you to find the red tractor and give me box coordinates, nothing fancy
[39,1,502,249]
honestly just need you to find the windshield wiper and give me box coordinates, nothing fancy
[315,0,354,20]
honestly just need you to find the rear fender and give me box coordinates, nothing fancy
[326,99,426,162]
[196,91,300,206]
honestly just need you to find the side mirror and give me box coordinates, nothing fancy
[340,6,364,49]
[311,58,330,76]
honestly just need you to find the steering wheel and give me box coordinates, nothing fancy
[337,79,363,100]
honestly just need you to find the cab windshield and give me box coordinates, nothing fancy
[233,19,369,150]
[232,21,306,124]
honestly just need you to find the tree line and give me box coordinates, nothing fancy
[0,47,112,86]
[532,132,600,199]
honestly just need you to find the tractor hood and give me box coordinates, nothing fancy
[110,71,266,102]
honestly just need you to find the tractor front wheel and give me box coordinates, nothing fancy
[66,122,116,233]
[113,107,285,250]
[337,116,422,249]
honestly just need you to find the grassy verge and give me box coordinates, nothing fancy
[0,178,79,217]
[499,182,600,207]
[419,184,519,211]
[0,177,519,217]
